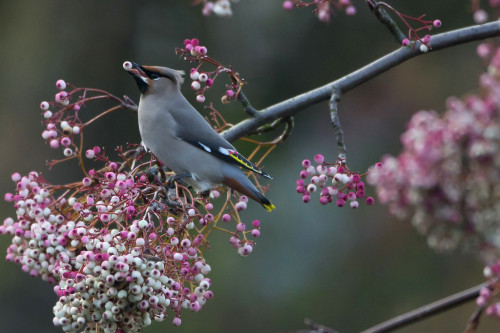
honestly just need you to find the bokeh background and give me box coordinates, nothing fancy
[0,1,497,332]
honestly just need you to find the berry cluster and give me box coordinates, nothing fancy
[176,38,244,105]
[400,19,441,53]
[368,45,500,259]
[476,262,500,318]
[2,79,271,332]
[296,154,374,208]
[282,0,356,23]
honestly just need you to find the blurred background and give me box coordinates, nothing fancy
[0,1,496,332]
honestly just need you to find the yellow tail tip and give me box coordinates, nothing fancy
[264,203,276,212]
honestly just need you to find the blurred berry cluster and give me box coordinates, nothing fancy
[368,44,500,260]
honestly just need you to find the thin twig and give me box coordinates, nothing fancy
[366,0,406,42]
[360,282,488,333]
[464,307,484,333]
[329,88,346,160]
[237,90,259,117]
[222,22,500,143]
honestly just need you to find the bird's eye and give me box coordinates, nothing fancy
[149,72,160,80]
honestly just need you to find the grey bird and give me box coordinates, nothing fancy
[123,61,275,212]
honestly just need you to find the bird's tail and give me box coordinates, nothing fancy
[222,170,275,212]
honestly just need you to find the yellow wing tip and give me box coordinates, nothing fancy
[264,203,276,212]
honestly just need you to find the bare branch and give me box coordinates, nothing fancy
[360,282,488,333]
[222,21,500,143]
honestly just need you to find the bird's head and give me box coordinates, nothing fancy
[123,61,185,94]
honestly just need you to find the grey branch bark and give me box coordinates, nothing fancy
[222,21,500,142]
[360,282,488,333]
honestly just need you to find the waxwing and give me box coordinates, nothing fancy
[123,61,275,211]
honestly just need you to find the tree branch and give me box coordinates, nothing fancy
[222,21,500,142]
[360,282,488,333]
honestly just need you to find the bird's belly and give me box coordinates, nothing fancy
[141,133,223,192]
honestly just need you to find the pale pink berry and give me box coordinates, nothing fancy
[422,35,431,44]
[196,94,206,103]
[190,71,200,81]
[433,20,442,28]
[222,214,231,222]
[318,9,330,22]
[345,6,356,15]
[251,229,260,237]
[82,177,92,187]
[239,195,248,203]
[202,2,214,15]
[235,201,247,211]
[473,9,488,24]
[350,201,359,209]
[11,173,21,182]
[60,137,71,147]
[85,149,95,159]
[314,154,324,164]
[226,90,235,98]
[199,73,208,82]
[50,139,59,149]
[283,1,293,10]
[402,39,410,46]
[236,223,246,232]
[123,61,133,70]
[40,101,50,110]
[477,43,491,58]
[173,317,182,326]
[191,81,201,90]
[198,46,207,55]
[56,79,66,90]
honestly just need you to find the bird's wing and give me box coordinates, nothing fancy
[185,139,273,180]
[169,100,272,179]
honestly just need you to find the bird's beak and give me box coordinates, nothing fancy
[123,61,147,80]
[123,61,149,94]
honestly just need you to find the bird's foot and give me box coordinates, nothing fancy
[165,173,192,189]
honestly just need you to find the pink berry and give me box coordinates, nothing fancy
[345,6,356,15]
[366,197,375,205]
[196,94,205,103]
[198,46,207,55]
[40,101,50,110]
[226,90,235,98]
[433,20,442,28]
[314,154,324,164]
[283,1,293,10]
[56,79,66,90]
[402,38,410,46]
[252,220,260,228]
